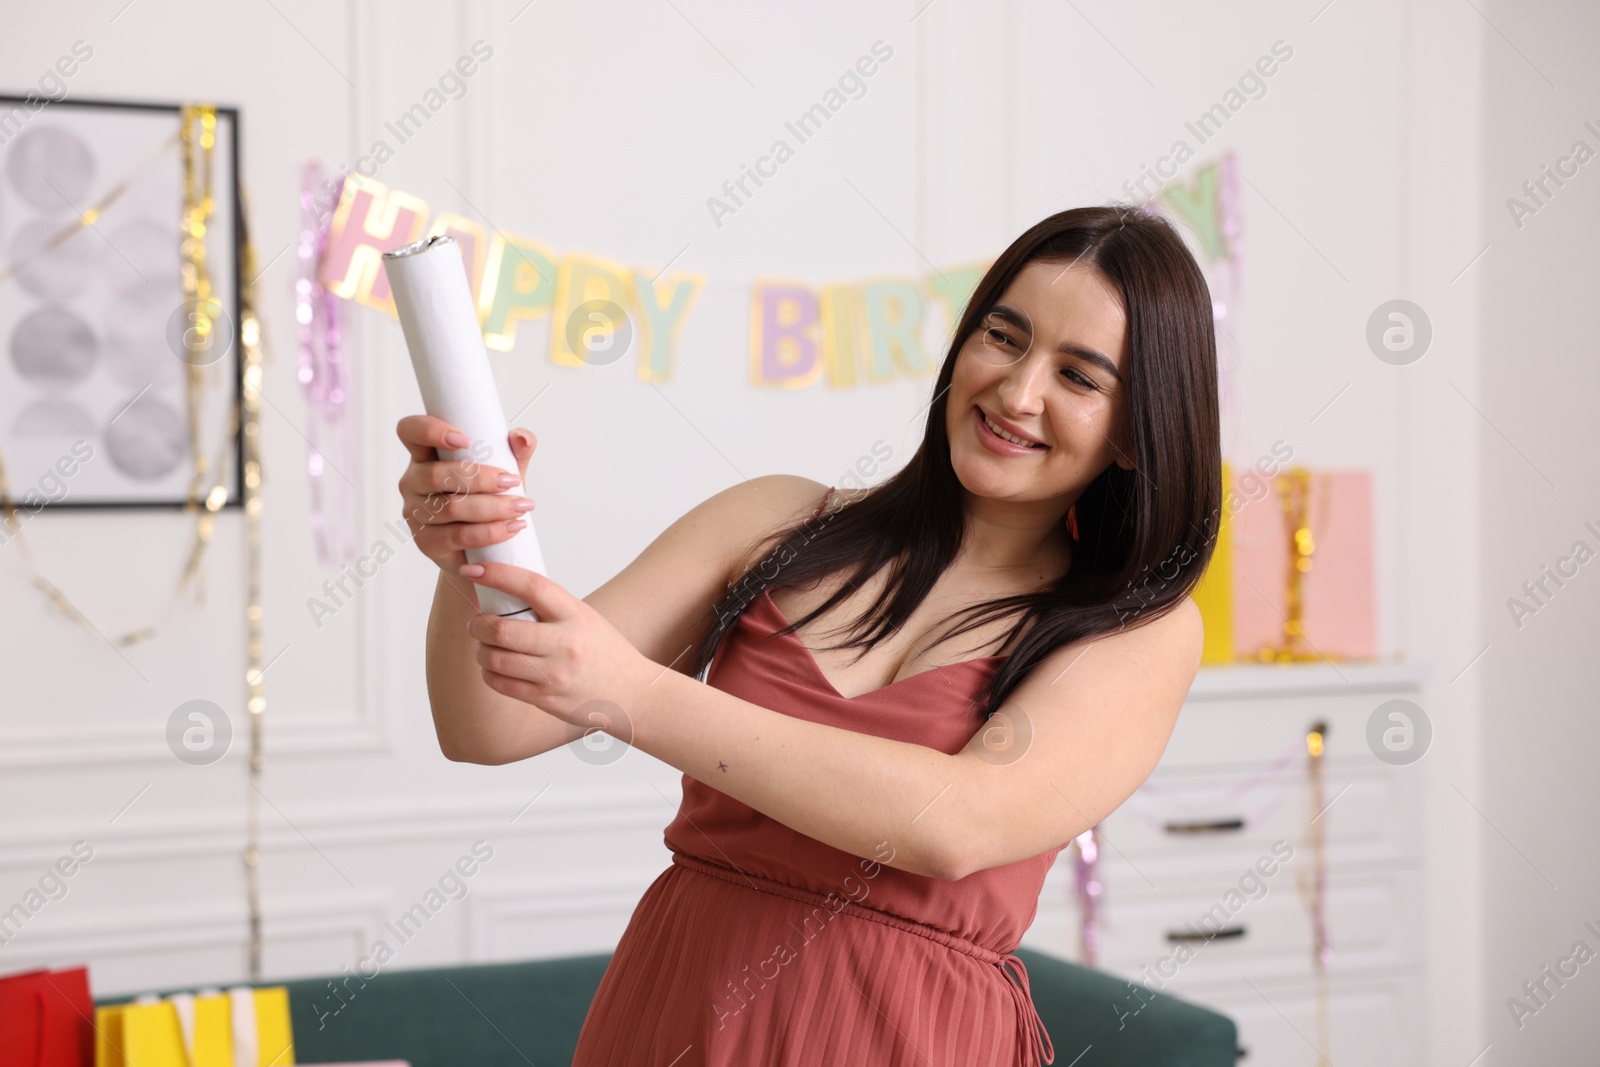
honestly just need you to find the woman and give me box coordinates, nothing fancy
[394,205,1221,1065]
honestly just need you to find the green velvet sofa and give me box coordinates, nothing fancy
[97,947,1236,1065]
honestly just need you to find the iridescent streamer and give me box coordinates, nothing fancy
[1115,732,1306,832]
[296,162,357,567]
[1072,827,1102,967]
[1217,151,1244,320]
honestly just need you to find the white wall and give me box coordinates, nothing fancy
[0,1,1517,1060]
[1478,1,1600,1063]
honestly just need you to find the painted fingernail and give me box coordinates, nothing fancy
[506,520,527,533]
[512,498,534,513]
[496,474,519,488]
[444,431,469,448]
[458,563,486,577]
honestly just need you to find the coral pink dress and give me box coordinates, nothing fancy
[570,523,1065,1065]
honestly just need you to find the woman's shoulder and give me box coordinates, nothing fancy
[750,473,833,508]
[1019,593,1204,696]
[713,475,834,581]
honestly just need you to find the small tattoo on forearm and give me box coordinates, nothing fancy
[716,761,729,773]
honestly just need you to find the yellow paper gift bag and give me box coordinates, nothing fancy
[1190,460,1235,665]
[95,986,294,1067]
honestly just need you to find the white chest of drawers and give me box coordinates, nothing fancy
[1024,662,1431,1064]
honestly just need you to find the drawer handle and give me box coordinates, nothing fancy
[1163,817,1246,834]
[1166,925,1246,943]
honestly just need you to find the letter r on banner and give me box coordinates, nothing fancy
[859,280,932,381]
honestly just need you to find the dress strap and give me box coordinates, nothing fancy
[999,953,1056,1067]
[810,486,836,521]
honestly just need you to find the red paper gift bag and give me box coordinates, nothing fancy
[0,966,94,1067]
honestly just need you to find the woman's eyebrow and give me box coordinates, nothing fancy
[989,305,1033,335]
[991,303,1122,383]
[1057,341,1122,383]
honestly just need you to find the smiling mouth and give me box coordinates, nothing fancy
[976,406,1047,449]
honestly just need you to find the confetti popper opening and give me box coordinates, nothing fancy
[384,233,456,259]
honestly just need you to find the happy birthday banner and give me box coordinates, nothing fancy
[316,156,1237,387]
[316,176,987,388]
[318,178,702,381]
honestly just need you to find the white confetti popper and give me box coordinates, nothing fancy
[383,234,545,621]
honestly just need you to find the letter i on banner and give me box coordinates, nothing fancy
[750,282,821,388]
[819,284,859,388]
[319,177,430,312]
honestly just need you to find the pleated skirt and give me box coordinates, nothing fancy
[569,851,1050,1067]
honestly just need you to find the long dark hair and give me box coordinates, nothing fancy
[691,205,1222,718]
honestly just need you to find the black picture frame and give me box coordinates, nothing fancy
[0,93,243,510]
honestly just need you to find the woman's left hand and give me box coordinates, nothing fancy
[460,561,656,727]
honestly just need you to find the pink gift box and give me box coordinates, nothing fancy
[1230,468,1377,661]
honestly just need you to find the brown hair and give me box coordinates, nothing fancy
[691,205,1222,717]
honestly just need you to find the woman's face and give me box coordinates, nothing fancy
[944,259,1134,507]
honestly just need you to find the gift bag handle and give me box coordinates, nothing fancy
[163,987,260,1067]
[31,977,85,1067]
[29,984,51,1067]
[227,987,258,1067]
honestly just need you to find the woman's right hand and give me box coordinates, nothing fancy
[396,415,537,573]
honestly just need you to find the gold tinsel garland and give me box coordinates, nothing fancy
[1298,721,1331,1062]
[178,102,269,980]
[239,203,267,983]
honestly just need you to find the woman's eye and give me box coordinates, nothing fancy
[1063,367,1098,389]
[985,328,1018,348]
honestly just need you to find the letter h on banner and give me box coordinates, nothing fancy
[319,179,431,313]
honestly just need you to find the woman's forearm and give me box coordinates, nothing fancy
[629,669,967,879]
[458,557,1177,877]
[425,572,572,763]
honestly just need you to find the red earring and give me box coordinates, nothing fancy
[1066,504,1080,539]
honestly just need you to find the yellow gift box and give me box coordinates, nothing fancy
[95,986,294,1067]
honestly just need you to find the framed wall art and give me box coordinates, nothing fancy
[0,95,241,509]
